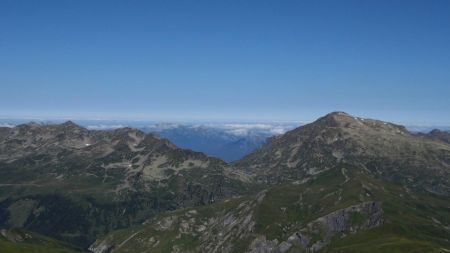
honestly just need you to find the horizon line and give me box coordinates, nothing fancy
[0,115,450,128]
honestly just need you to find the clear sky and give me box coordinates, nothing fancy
[1,0,449,125]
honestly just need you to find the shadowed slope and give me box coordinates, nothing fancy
[90,112,450,252]
[0,122,252,248]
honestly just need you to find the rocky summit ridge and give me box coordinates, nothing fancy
[237,112,450,196]
[1,112,450,253]
[0,121,251,247]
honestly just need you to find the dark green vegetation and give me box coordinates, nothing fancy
[90,165,450,252]
[1,112,450,252]
[0,228,85,253]
[237,112,450,196]
[0,122,252,248]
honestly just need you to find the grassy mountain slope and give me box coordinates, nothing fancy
[237,112,450,196]
[90,165,450,252]
[91,112,450,252]
[2,112,449,252]
[0,122,252,248]
[0,228,85,253]
[418,129,450,145]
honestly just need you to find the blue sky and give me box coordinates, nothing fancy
[1,0,449,124]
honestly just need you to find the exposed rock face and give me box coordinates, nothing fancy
[88,244,115,253]
[90,181,386,253]
[0,228,30,243]
[237,112,450,196]
[3,112,450,252]
[0,122,251,248]
[247,236,279,253]
[243,202,383,253]
[89,195,261,253]
[285,201,383,252]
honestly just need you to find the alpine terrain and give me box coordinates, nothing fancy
[1,112,449,252]
[0,122,252,249]
[91,112,450,253]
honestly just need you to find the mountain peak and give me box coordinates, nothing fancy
[313,111,363,128]
[61,120,79,127]
[238,112,422,180]
[426,128,450,144]
[321,111,364,122]
[324,111,352,118]
[56,121,87,133]
[430,129,443,134]
[311,112,409,134]
[15,122,43,131]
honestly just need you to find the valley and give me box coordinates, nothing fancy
[0,112,449,252]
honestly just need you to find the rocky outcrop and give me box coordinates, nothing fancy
[89,192,267,253]
[237,112,450,196]
[291,201,382,252]
[246,201,383,253]
[0,228,31,243]
[0,121,252,248]
[90,189,384,253]
[88,244,115,253]
[247,236,280,253]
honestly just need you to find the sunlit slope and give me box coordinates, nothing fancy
[0,122,252,248]
[92,112,450,252]
[90,165,450,252]
[0,228,85,253]
[237,112,450,196]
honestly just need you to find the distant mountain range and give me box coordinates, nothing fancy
[0,121,252,248]
[1,114,450,252]
[0,120,300,161]
[92,112,450,253]
[140,123,294,161]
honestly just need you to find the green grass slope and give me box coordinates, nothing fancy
[90,164,450,253]
[0,228,85,253]
[0,122,253,248]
